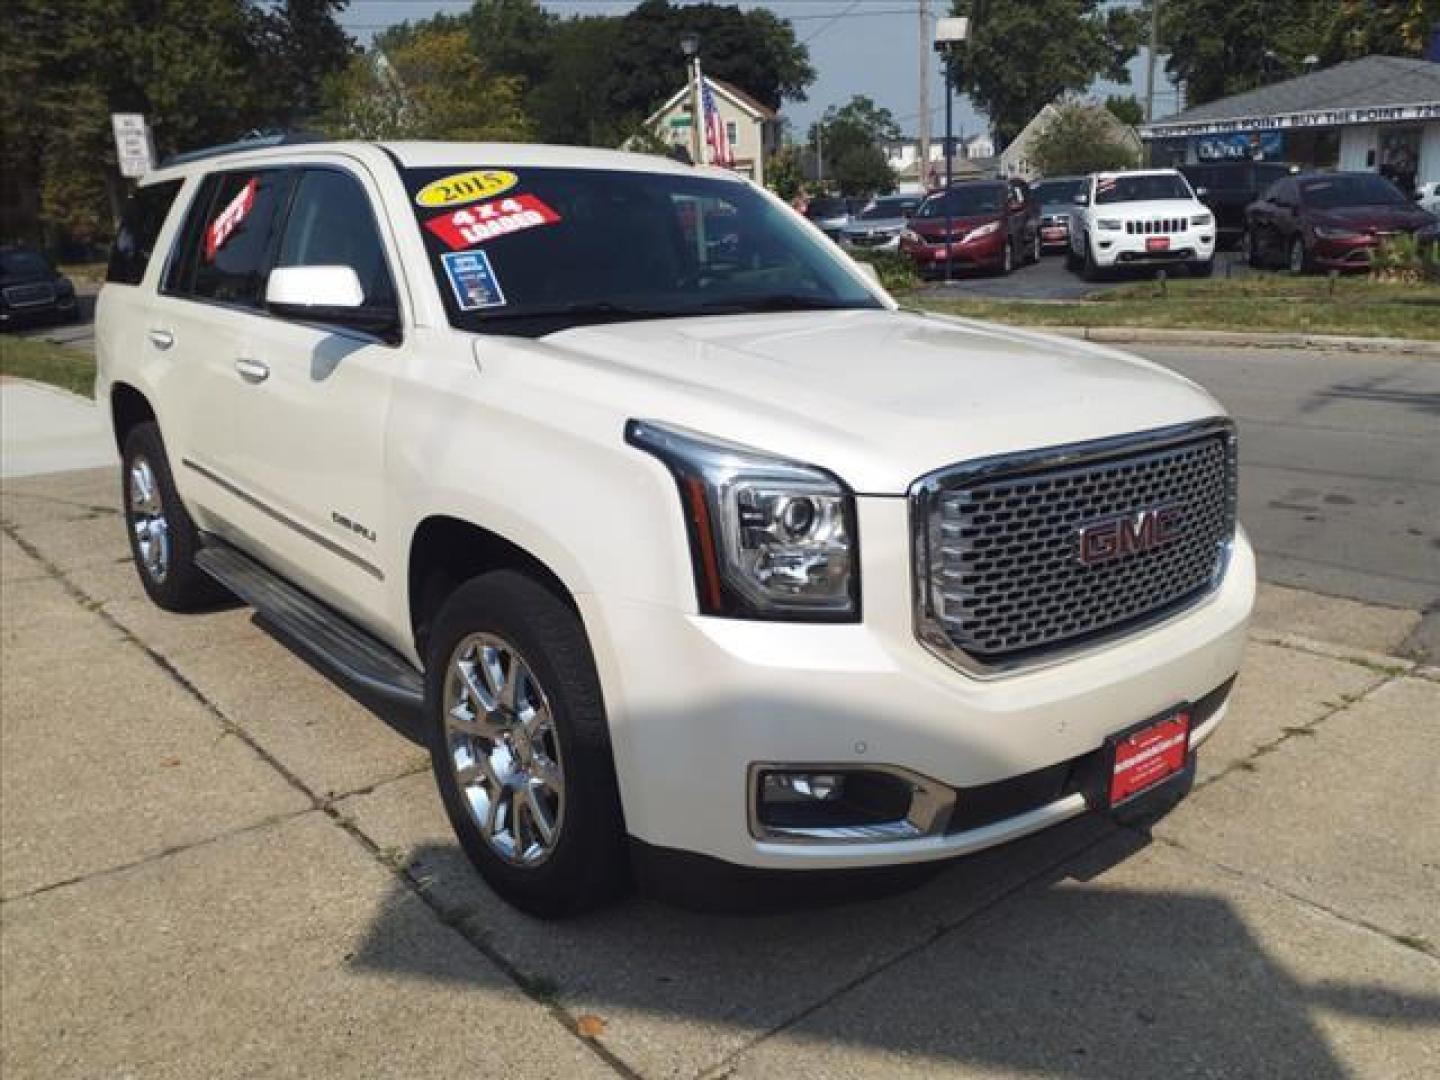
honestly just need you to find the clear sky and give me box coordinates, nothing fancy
[338,1,1181,142]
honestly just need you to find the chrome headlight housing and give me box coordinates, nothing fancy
[1097,218,1123,231]
[627,420,859,621]
[1313,225,1361,240]
[1191,213,1213,227]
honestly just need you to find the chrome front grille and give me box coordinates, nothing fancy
[3,283,55,307]
[911,420,1236,677]
[1125,218,1185,235]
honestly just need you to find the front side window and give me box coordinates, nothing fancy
[276,169,397,308]
[403,166,880,336]
[1094,173,1194,204]
[166,169,292,308]
[106,179,183,286]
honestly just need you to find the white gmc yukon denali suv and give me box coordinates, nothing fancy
[97,141,1254,916]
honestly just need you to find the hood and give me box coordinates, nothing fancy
[1310,205,1436,231]
[909,213,999,238]
[1099,199,1201,218]
[515,309,1224,494]
[844,217,906,233]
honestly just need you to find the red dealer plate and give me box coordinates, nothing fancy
[1146,236,1171,252]
[1106,708,1191,807]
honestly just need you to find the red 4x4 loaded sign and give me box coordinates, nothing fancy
[425,195,560,250]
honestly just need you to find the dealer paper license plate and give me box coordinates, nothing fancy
[1106,709,1191,807]
[1146,236,1171,252]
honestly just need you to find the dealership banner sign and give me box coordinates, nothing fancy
[1197,131,1284,160]
[1142,101,1440,139]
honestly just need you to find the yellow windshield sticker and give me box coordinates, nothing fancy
[415,170,519,208]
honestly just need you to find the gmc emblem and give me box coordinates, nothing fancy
[1077,506,1184,566]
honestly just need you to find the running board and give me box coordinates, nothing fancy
[196,539,424,711]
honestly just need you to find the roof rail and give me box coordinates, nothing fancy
[160,130,327,169]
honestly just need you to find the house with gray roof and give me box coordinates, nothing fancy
[1139,56,1440,194]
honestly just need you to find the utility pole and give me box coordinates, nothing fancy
[1145,0,1161,123]
[935,17,968,284]
[918,0,931,190]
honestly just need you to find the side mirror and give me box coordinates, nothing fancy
[266,265,398,338]
[1195,186,1209,198]
[854,260,881,285]
[1073,193,1089,206]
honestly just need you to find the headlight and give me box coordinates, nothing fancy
[1313,225,1361,240]
[900,228,921,244]
[1191,213,1213,227]
[626,420,858,621]
[962,221,1001,243]
[1097,218,1122,231]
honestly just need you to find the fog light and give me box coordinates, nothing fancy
[755,769,914,831]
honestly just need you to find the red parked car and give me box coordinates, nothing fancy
[900,180,1039,277]
[1243,172,1437,273]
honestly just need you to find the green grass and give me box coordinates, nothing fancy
[0,336,96,397]
[912,275,1440,341]
[57,261,108,286]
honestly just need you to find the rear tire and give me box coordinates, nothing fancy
[121,422,227,611]
[425,570,628,918]
[1242,228,1262,269]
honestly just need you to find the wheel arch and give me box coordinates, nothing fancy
[407,515,583,660]
[110,381,156,454]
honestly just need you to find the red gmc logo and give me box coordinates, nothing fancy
[1077,506,1185,566]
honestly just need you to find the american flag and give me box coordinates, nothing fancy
[701,80,733,167]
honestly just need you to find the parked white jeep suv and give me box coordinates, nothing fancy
[97,140,1254,916]
[1069,169,1216,279]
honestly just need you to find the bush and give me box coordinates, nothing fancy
[852,249,918,293]
[1370,234,1440,285]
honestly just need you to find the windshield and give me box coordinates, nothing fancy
[1094,174,1193,204]
[916,184,1005,218]
[1300,174,1408,209]
[403,166,881,335]
[858,197,916,220]
[1033,179,1083,205]
[0,250,52,278]
[805,197,848,219]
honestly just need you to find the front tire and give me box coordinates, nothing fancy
[425,570,628,918]
[1081,237,1104,282]
[121,422,226,611]
[1189,259,1214,278]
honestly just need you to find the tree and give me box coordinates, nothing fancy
[1,1,354,248]
[322,26,531,142]
[1321,0,1440,62]
[1029,103,1141,177]
[810,96,898,196]
[945,1,1142,147]
[1104,94,1143,127]
[1160,0,1330,107]
[766,144,805,202]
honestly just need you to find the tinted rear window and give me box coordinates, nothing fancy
[106,180,183,286]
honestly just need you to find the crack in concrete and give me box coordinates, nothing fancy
[0,522,639,1080]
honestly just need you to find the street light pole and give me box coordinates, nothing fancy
[935,17,968,285]
[680,32,704,165]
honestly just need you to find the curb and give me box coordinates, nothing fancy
[1041,325,1440,356]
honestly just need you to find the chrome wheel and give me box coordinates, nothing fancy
[128,457,170,582]
[443,633,565,866]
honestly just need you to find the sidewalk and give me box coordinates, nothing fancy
[2,465,1436,1078]
[0,380,113,479]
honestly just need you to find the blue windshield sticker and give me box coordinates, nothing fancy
[441,250,506,311]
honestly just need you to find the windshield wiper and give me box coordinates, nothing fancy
[697,294,874,314]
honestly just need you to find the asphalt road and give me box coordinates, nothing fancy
[922,246,1254,300]
[1135,343,1439,652]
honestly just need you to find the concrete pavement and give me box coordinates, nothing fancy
[0,381,114,479]
[2,465,1437,1078]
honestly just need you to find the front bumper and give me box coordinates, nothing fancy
[582,496,1255,871]
[902,231,1006,270]
[1093,229,1214,268]
[1312,235,1382,269]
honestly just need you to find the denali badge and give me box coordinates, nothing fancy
[1078,506,1184,566]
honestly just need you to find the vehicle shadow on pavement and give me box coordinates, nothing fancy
[343,821,1440,1076]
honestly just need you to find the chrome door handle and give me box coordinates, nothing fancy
[147,328,174,350]
[234,357,270,384]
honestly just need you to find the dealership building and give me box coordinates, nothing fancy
[1140,56,1440,194]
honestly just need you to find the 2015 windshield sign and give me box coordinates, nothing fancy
[414,169,518,208]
